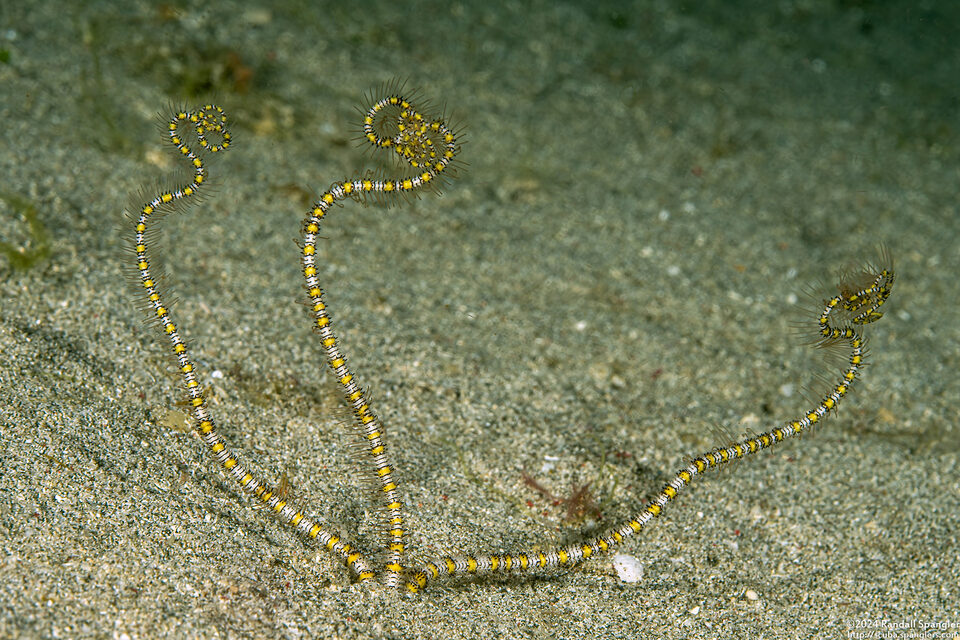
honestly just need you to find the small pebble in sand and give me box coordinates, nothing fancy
[612,554,643,583]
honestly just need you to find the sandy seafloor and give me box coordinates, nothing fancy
[1,1,958,638]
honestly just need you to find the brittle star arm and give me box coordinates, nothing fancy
[405,253,895,593]
[299,92,462,587]
[130,105,374,580]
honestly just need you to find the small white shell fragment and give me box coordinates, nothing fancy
[745,589,759,601]
[612,553,643,583]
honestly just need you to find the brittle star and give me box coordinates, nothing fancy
[128,86,894,594]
